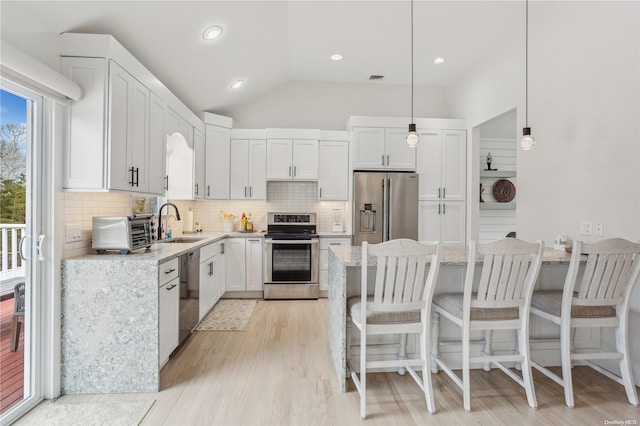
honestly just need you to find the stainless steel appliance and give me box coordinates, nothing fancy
[92,214,153,254]
[179,249,200,344]
[353,171,419,246]
[264,212,319,300]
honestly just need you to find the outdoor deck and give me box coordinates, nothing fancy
[0,295,24,414]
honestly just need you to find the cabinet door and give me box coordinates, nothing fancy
[352,127,385,169]
[318,141,349,200]
[229,140,250,199]
[159,276,179,367]
[193,128,205,199]
[165,110,194,200]
[441,130,466,201]
[225,238,246,291]
[266,139,293,179]
[199,256,216,319]
[418,201,441,243]
[416,130,443,201]
[213,248,225,302]
[148,93,166,195]
[292,139,318,180]
[441,202,466,246]
[107,61,132,191]
[384,128,416,170]
[128,75,150,193]
[61,57,108,190]
[246,238,263,291]
[205,125,230,200]
[248,140,266,199]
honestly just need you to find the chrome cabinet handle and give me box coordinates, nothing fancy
[289,166,292,177]
[244,186,247,197]
[249,187,252,197]
[207,185,210,197]
[443,188,446,198]
[381,155,385,166]
[319,187,322,198]
[164,268,176,274]
[129,167,135,186]
[438,204,441,214]
[164,175,169,191]
[195,183,199,195]
[443,203,446,214]
[438,187,441,199]
[293,166,297,177]
[386,155,389,166]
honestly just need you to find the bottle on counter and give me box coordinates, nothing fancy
[240,213,247,231]
[246,213,253,231]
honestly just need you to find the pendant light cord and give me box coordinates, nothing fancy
[411,0,414,122]
[525,0,529,127]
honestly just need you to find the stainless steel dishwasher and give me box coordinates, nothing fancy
[179,249,200,344]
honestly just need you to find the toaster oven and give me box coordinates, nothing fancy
[92,214,154,254]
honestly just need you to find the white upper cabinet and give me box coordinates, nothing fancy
[165,108,194,200]
[62,57,166,194]
[229,139,266,200]
[266,138,318,180]
[148,93,167,195]
[351,127,416,171]
[416,129,466,201]
[318,135,349,201]
[193,128,205,199]
[204,125,230,200]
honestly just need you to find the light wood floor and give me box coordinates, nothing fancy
[58,299,638,425]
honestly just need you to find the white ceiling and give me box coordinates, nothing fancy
[1,1,526,117]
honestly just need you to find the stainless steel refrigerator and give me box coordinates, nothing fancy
[353,171,419,246]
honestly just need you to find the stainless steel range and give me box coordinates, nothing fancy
[264,212,319,299]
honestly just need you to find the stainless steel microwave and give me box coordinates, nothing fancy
[92,214,154,254]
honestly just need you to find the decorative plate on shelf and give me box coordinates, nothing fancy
[493,179,516,202]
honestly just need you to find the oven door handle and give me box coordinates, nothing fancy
[264,239,319,245]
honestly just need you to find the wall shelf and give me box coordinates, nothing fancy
[480,202,516,210]
[480,170,517,178]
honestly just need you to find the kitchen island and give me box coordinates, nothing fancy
[61,231,257,394]
[328,245,577,392]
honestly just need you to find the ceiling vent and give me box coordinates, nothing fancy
[369,75,384,80]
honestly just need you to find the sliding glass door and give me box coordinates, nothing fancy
[0,79,44,422]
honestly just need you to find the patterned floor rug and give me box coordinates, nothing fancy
[16,399,155,426]
[195,299,257,331]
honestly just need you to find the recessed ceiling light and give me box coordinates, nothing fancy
[230,79,245,90]
[433,57,446,65]
[331,54,343,61]
[202,25,223,41]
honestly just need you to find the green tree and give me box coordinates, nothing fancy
[0,123,27,224]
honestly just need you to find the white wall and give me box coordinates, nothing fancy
[224,80,449,130]
[448,0,640,383]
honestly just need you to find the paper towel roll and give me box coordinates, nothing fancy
[183,209,194,233]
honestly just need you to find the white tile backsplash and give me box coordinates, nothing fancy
[63,181,350,257]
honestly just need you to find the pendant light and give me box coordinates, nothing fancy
[406,0,419,147]
[521,0,535,150]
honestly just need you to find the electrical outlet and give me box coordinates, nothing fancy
[65,223,83,243]
[579,221,592,236]
[594,222,603,237]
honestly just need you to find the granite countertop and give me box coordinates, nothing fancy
[330,245,573,267]
[66,231,266,263]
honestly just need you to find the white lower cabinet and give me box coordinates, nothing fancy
[199,241,225,320]
[319,236,351,295]
[418,201,466,245]
[159,258,179,368]
[225,237,263,292]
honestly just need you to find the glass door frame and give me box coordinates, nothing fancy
[0,77,50,424]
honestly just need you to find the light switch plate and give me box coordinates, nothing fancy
[579,221,592,236]
[594,222,603,237]
[65,223,83,243]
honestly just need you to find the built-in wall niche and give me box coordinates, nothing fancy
[478,109,517,243]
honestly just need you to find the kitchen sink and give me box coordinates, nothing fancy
[156,237,205,244]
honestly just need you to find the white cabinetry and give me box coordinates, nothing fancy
[351,127,416,171]
[205,125,231,199]
[225,237,263,292]
[266,139,318,180]
[319,236,351,295]
[193,128,205,199]
[159,258,179,368]
[416,130,466,201]
[165,109,194,200]
[199,241,225,320]
[230,139,267,200]
[61,57,165,195]
[318,133,349,201]
[418,201,466,245]
[149,93,167,195]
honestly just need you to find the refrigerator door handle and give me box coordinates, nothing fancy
[382,178,389,241]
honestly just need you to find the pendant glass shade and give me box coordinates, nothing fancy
[406,123,419,147]
[521,127,535,151]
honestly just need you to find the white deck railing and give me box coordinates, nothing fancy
[0,224,26,287]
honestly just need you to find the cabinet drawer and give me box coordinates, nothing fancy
[320,237,351,250]
[200,242,220,261]
[159,258,179,285]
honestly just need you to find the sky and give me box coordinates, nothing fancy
[0,89,27,126]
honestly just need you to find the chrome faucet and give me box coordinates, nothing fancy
[158,202,181,240]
